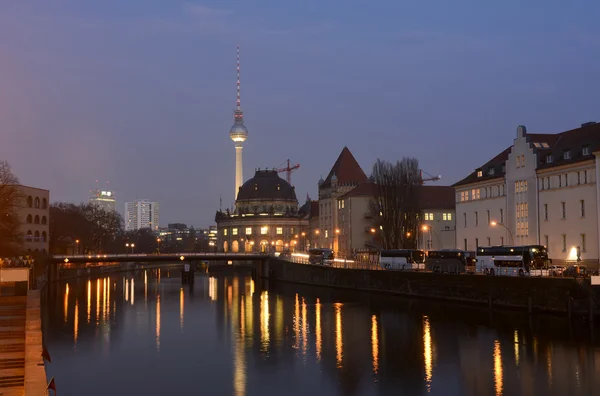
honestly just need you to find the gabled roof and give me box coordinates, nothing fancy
[321,147,368,188]
[338,183,376,199]
[453,122,600,188]
[418,186,455,210]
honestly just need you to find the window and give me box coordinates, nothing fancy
[546,155,553,164]
[475,238,479,248]
[516,156,521,168]
[525,223,528,236]
[424,213,434,221]
[487,237,491,246]
[543,204,548,220]
[581,234,586,252]
[342,200,345,209]
[325,230,328,238]
[544,235,549,250]
[41,216,47,225]
[41,198,47,209]
[290,228,295,235]
[232,228,238,235]
[246,227,252,235]
[276,227,283,235]
[443,213,452,221]
[564,150,571,160]
[561,202,566,219]
[463,213,467,227]
[580,200,585,218]
[26,196,32,208]
[489,168,495,176]
[471,189,480,200]
[477,170,483,177]
[584,170,588,184]
[577,172,581,185]
[583,146,590,156]
[34,198,40,208]
[500,236,504,246]
[474,211,478,226]
[524,181,528,192]
[562,234,567,252]
[224,228,228,236]
[500,208,504,224]
[558,175,562,188]
[564,174,568,187]
[463,239,467,251]
[460,191,469,202]
[41,231,47,242]
[487,210,490,225]
[524,202,528,218]
[26,214,32,224]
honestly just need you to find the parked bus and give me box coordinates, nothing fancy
[308,248,334,266]
[426,249,476,274]
[476,245,550,276]
[379,249,426,270]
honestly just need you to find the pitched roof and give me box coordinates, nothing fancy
[338,183,376,199]
[418,186,455,210]
[321,147,368,188]
[453,122,600,187]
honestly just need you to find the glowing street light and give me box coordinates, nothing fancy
[490,221,514,245]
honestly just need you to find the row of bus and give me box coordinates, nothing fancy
[379,245,551,276]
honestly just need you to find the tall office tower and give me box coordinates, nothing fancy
[125,199,159,231]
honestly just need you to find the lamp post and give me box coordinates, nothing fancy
[301,232,306,251]
[490,221,514,245]
[75,239,80,255]
[126,243,135,254]
[421,225,440,250]
[156,238,161,254]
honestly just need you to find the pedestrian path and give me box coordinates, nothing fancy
[0,295,27,396]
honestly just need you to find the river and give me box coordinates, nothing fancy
[42,269,600,395]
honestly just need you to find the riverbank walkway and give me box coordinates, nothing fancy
[0,287,47,395]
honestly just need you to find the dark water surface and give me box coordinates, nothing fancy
[43,270,600,396]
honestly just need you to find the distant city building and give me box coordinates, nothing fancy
[216,169,310,253]
[208,226,218,249]
[454,122,600,267]
[16,185,50,253]
[125,199,159,231]
[89,189,116,212]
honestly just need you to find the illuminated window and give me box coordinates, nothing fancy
[424,213,433,221]
[260,227,268,235]
[276,227,283,235]
[232,228,238,235]
[325,230,328,238]
[477,170,482,177]
[223,228,228,236]
[442,213,452,221]
[246,227,252,235]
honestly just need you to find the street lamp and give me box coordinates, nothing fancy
[156,238,161,254]
[75,239,80,255]
[490,221,514,245]
[421,225,440,250]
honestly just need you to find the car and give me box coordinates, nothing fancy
[563,265,587,277]
[549,265,565,276]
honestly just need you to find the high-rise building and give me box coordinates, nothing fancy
[125,199,159,231]
[229,45,248,202]
[89,189,116,212]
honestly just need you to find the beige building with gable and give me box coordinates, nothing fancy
[454,122,600,268]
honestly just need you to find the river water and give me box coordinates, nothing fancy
[43,270,600,396]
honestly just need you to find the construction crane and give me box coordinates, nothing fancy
[419,169,441,185]
[277,159,300,185]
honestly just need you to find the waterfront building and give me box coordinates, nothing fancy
[336,183,456,257]
[125,199,159,231]
[16,185,50,253]
[215,169,310,253]
[89,189,116,212]
[317,147,368,253]
[454,122,600,267]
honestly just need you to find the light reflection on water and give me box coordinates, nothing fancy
[46,272,600,396]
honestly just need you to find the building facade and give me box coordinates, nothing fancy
[125,199,159,231]
[317,147,368,253]
[89,189,116,212]
[418,186,456,251]
[216,169,309,253]
[16,185,50,253]
[454,123,600,267]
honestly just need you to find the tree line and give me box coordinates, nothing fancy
[370,157,422,250]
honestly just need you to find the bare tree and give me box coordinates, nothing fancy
[371,157,420,249]
[0,161,23,256]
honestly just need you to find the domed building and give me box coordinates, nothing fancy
[215,169,311,253]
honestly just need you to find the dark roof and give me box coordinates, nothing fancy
[321,147,368,188]
[418,186,455,210]
[338,183,376,199]
[236,170,297,202]
[453,122,600,187]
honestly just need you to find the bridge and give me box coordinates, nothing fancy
[51,252,268,264]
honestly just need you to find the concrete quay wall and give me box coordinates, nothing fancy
[264,259,595,315]
[25,290,48,395]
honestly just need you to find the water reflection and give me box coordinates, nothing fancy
[44,273,600,396]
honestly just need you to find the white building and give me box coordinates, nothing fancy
[454,122,600,268]
[125,199,159,231]
[89,189,116,212]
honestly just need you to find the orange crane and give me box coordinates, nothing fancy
[277,159,300,185]
[419,169,441,185]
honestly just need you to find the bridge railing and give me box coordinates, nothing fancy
[286,254,381,270]
[52,252,269,260]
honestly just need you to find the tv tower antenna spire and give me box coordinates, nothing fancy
[229,44,248,201]
[236,44,241,110]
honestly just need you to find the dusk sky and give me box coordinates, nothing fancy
[2,1,600,227]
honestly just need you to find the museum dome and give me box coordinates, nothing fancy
[236,170,297,202]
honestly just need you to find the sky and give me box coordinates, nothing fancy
[2,1,600,227]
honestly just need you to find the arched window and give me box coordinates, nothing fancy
[245,240,253,253]
[34,197,40,208]
[26,230,32,241]
[41,231,47,242]
[26,214,32,224]
[41,216,47,225]
[34,231,40,239]
[223,241,229,253]
[260,240,269,252]
[232,240,239,253]
[42,198,48,209]
[34,215,40,224]
[27,196,33,208]
[276,240,284,252]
